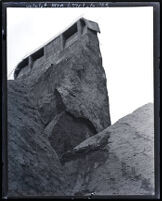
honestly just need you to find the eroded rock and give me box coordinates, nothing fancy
[8,18,111,196]
[44,111,96,158]
[63,103,154,196]
[8,80,70,196]
[7,18,154,197]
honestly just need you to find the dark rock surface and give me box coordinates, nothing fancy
[7,18,154,197]
[8,80,154,196]
[8,19,111,196]
[23,28,111,133]
[62,103,154,196]
[43,111,96,158]
[7,80,70,196]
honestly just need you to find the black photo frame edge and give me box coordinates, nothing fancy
[1,1,160,199]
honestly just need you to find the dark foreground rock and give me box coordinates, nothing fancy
[7,80,71,196]
[8,84,154,196]
[62,103,154,196]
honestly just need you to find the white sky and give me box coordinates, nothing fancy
[7,7,153,124]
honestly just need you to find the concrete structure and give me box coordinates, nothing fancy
[14,18,100,79]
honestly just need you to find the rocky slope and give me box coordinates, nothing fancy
[62,103,154,196]
[8,84,154,196]
[7,80,70,196]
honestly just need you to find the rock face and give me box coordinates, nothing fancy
[7,80,70,196]
[7,18,154,197]
[8,18,111,196]
[62,103,154,196]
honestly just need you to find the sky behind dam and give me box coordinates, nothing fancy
[7,7,153,124]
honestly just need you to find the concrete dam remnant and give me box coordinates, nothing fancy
[7,18,154,196]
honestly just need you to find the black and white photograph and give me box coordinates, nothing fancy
[1,2,160,199]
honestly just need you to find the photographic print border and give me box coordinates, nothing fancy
[1,1,160,199]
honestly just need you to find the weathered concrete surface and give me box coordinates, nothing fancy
[62,103,154,196]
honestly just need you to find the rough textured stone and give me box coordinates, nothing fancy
[62,103,154,196]
[8,18,111,196]
[7,80,70,196]
[43,111,96,158]
[14,18,111,133]
[7,18,154,197]
[27,30,111,132]
[8,78,154,196]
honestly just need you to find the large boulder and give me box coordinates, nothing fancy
[62,103,154,196]
[27,29,111,133]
